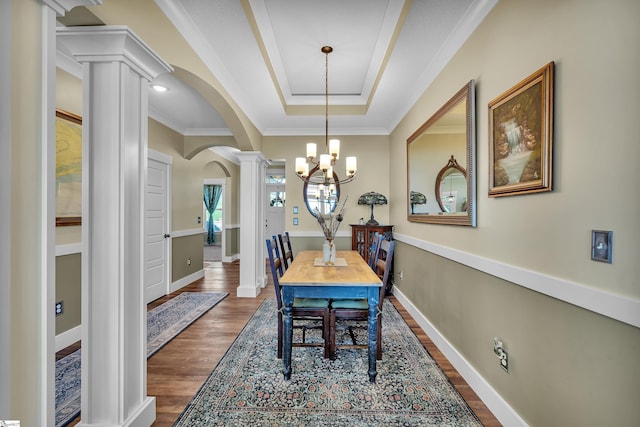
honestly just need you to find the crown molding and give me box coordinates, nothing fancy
[42,0,102,17]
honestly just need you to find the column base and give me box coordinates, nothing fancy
[77,396,156,427]
[237,283,262,298]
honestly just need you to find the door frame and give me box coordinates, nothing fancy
[148,149,172,300]
[265,165,286,249]
[265,180,286,241]
[204,178,226,261]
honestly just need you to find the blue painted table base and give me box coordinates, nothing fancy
[281,285,380,383]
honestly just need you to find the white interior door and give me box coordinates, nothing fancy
[145,157,170,303]
[265,182,285,241]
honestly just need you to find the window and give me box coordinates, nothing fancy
[269,191,286,207]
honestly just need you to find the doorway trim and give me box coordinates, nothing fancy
[204,178,226,262]
[265,163,286,257]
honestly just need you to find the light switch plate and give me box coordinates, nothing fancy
[591,230,612,263]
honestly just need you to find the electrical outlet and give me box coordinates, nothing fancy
[55,301,63,316]
[187,258,191,266]
[493,337,509,372]
[500,349,509,372]
[398,271,404,280]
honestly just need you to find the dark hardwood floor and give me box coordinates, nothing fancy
[58,260,500,426]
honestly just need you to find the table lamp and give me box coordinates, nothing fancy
[357,191,388,225]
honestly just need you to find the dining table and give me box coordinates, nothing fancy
[278,250,383,382]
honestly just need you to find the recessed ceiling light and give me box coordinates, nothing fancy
[152,84,168,93]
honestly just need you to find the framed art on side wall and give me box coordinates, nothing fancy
[55,109,82,226]
[488,62,554,197]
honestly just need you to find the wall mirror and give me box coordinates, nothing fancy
[303,165,340,217]
[407,81,476,226]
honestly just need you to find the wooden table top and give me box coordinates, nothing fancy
[280,250,382,287]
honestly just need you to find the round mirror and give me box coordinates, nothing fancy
[435,155,467,213]
[303,165,340,217]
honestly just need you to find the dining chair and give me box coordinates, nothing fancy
[329,238,395,360]
[277,231,294,270]
[265,237,331,359]
[368,232,384,270]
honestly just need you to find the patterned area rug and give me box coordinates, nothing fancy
[175,299,482,426]
[55,291,228,427]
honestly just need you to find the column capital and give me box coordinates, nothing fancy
[42,0,102,16]
[56,25,172,81]
[235,151,267,163]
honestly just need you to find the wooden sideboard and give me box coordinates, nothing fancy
[351,224,394,293]
[350,224,393,264]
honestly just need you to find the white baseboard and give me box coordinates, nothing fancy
[55,325,81,352]
[55,243,81,256]
[222,253,239,263]
[170,269,204,293]
[171,228,205,238]
[392,286,528,427]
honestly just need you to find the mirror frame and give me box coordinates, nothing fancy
[406,80,476,226]
[435,155,467,213]
[303,164,341,217]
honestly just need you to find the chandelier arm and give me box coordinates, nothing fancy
[296,170,357,185]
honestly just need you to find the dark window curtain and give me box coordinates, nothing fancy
[203,185,222,245]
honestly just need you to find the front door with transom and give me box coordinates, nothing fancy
[265,172,286,242]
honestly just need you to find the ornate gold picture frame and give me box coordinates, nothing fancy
[55,109,82,226]
[488,62,554,197]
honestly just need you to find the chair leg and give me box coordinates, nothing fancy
[376,316,382,360]
[323,311,330,358]
[329,311,337,359]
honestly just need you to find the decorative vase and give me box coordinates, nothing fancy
[329,240,336,264]
[322,240,331,264]
[323,239,336,265]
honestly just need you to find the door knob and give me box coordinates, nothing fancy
[164,234,170,238]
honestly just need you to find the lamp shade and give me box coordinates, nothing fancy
[410,191,426,205]
[357,191,388,206]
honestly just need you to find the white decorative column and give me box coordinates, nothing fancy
[237,152,268,297]
[57,26,172,427]
[0,0,11,419]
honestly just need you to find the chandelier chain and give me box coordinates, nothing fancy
[325,47,329,153]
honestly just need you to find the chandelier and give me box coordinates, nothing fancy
[295,46,357,186]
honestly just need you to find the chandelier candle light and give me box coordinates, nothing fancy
[295,46,357,189]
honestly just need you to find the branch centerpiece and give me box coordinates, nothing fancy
[314,197,347,265]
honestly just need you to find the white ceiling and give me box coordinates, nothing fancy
[60,0,498,138]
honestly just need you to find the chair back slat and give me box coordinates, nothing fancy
[278,231,294,269]
[368,232,384,270]
[266,237,284,309]
[375,239,395,305]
